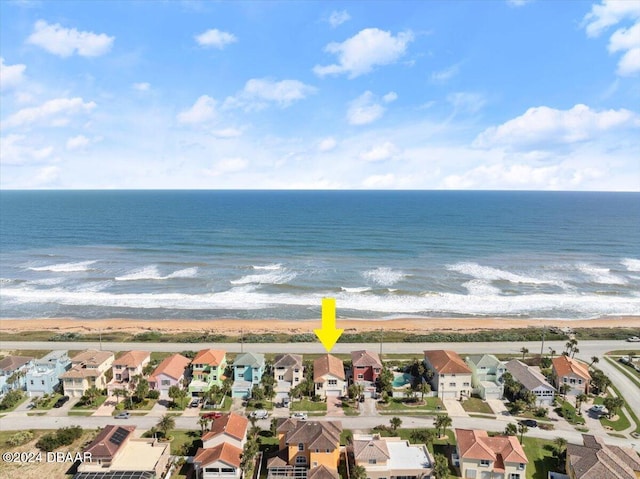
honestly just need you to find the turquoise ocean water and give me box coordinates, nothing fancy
[0,190,638,320]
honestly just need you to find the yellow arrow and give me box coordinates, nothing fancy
[314,297,344,353]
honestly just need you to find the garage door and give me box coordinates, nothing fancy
[441,390,457,399]
[326,390,341,397]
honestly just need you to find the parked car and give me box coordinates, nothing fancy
[249,409,269,419]
[189,398,201,408]
[627,336,640,342]
[291,412,307,420]
[114,411,130,419]
[620,357,630,364]
[589,404,606,413]
[519,419,538,428]
[202,412,222,420]
[53,396,70,408]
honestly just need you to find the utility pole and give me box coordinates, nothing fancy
[540,324,546,358]
[240,329,244,353]
[99,329,102,351]
[379,327,383,356]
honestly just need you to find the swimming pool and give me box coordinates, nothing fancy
[392,372,413,388]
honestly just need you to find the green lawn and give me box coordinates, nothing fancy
[203,395,232,411]
[72,394,108,410]
[0,392,29,412]
[377,397,443,413]
[68,411,94,416]
[289,399,327,412]
[31,393,64,410]
[554,399,585,425]
[340,400,360,416]
[246,399,274,411]
[169,429,202,455]
[521,437,561,479]
[461,398,493,414]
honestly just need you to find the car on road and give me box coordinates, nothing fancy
[627,336,640,342]
[589,404,606,413]
[189,398,201,408]
[291,412,307,420]
[53,396,69,408]
[202,412,223,420]
[114,411,130,419]
[249,409,269,419]
[519,419,538,428]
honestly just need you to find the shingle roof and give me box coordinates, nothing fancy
[466,354,502,369]
[552,356,591,380]
[70,350,114,367]
[455,429,528,466]
[202,412,248,442]
[84,425,135,460]
[424,350,472,374]
[308,465,339,479]
[274,354,302,369]
[314,354,345,381]
[149,354,190,381]
[234,352,265,368]
[282,420,342,452]
[353,438,391,462]
[61,366,103,379]
[113,351,150,368]
[567,435,640,479]
[194,443,242,468]
[505,359,555,392]
[192,349,226,367]
[351,350,382,368]
[0,355,33,372]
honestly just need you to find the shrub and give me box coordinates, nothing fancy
[6,431,34,446]
[0,390,24,410]
[56,426,82,446]
[36,433,59,452]
[534,407,549,418]
[147,390,160,400]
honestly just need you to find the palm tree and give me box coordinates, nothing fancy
[156,414,176,438]
[517,423,528,444]
[554,437,567,467]
[504,423,517,436]
[575,393,588,412]
[565,338,578,355]
[351,465,367,479]
[603,396,624,419]
[589,356,599,367]
[549,348,556,359]
[198,416,210,436]
[571,347,580,359]
[419,382,431,402]
[434,414,452,438]
[390,416,402,431]
[433,454,450,479]
[84,386,101,407]
[520,347,529,361]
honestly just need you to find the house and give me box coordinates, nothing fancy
[60,350,114,398]
[189,349,227,397]
[314,354,347,399]
[202,412,248,449]
[274,354,303,403]
[351,350,383,398]
[552,356,591,395]
[148,353,191,397]
[465,354,505,400]
[351,434,433,479]
[423,350,472,400]
[74,424,170,479]
[453,429,528,479]
[193,442,244,479]
[505,359,556,406]
[566,434,640,479]
[267,418,342,479]
[0,355,34,396]
[25,350,71,396]
[231,352,265,398]
[109,350,150,391]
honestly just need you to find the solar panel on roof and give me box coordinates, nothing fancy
[108,427,131,446]
[73,471,154,479]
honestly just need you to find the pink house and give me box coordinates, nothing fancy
[148,354,191,396]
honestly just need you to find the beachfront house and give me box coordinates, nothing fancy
[193,443,244,479]
[351,350,383,398]
[505,359,556,406]
[148,353,191,397]
[465,354,505,400]
[189,349,227,397]
[351,433,433,479]
[108,350,150,394]
[314,354,347,399]
[453,428,528,479]
[60,350,114,398]
[25,350,71,396]
[267,418,342,479]
[0,355,34,396]
[423,350,472,400]
[551,356,591,395]
[566,434,640,479]
[202,412,248,449]
[231,352,265,398]
[273,353,303,404]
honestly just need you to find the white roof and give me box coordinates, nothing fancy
[387,441,431,470]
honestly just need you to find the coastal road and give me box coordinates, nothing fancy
[1,339,637,357]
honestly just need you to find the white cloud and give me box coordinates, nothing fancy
[177,95,216,124]
[474,104,639,149]
[66,135,90,150]
[328,10,350,28]
[32,165,60,186]
[313,28,414,78]
[347,91,385,125]
[212,127,242,138]
[3,97,96,128]
[26,20,114,57]
[507,0,532,6]
[195,28,237,49]
[360,141,399,162]
[447,92,486,114]
[431,63,460,83]
[225,78,316,110]
[0,134,53,165]
[203,157,248,176]
[318,137,337,152]
[362,173,396,188]
[383,91,398,103]
[583,0,640,76]
[132,82,150,91]
[0,58,26,90]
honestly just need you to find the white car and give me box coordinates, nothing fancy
[291,412,308,420]
[627,336,640,342]
[249,409,268,420]
[589,404,606,413]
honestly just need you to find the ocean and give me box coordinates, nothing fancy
[0,190,639,321]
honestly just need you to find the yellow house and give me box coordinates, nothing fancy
[61,350,114,398]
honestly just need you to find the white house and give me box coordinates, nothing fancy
[505,359,555,406]
[423,350,472,400]
[314,354,346,399]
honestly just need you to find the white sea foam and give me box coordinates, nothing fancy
[27,277,67,286]
[621,258,640,272]
[0,278,14,285]
[252,263,282,270]
[115,266,198,281]
[340,286,372,293]
[166,267,199,279]
[29,260,97,272]
[362,267,407,286]
[462,280,501,296]
[230,269,296,285]
[447,262,567,287]
[577,263,628,285]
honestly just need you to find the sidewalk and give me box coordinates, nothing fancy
[443,399,468,417]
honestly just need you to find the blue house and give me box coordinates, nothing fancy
[26,350,71,395]
[231,352,265,398]
[0,355,34,396]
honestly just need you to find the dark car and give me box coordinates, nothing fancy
[53,396,70,408]
[519,419,538,428]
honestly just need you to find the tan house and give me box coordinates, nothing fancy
[267,418,342,479]
[148,353,191,396]
[566,434,640,479]
[352,434,433,479]
[274,353,303,403]
[552,356,591,395]
[108,350,150,392]
[314,354,346,398]
[423,350,473,400]
[453,429,528,479]
[193,442,244,479]
[75,424,170,478]
[61,350,114,398]
[202,412,248,449]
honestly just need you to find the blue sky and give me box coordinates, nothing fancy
[1,0,639,190]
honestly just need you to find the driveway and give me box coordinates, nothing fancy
[327,396,343,416]
[92,395,117,417]
[46,396,79,417]
[443,399,468,417]
[487,399,510,417]
[359,397,378,416]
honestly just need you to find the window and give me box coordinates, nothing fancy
[221,467,235,474]
[463,382,470,387]
[294,368,300,373]
[326,449,330,453]
[578,379,582,384]
[328,379,337,386]
[368,459,377,464]
[161,379,170,386]
[449,382,456,387]
[295,377,299,382]
[295,456,307,464]
[357,374,364,379]
[509,474,521,479]
[518,463,525,470]
[480,460,490,467]
[278,375,284,381]
[298,443,304,451]
[30,380,34,385]
[205,468,219,473]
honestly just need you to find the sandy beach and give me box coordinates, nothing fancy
[1,316,639,337]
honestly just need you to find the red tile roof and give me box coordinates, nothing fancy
[84,425,135,460]
[203,412,248,442]
[455,429,528,466]
[552,356,591,380]
[314,354,345,381]
[351,350,382,368]
[194,443,242,468]
[149,353,190,381]
[113,350,150,367]
[193,349,226,366]
[424,350,472,374]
